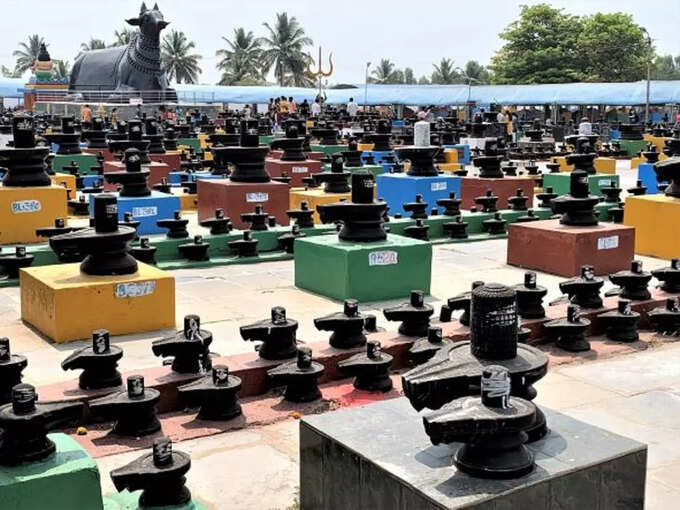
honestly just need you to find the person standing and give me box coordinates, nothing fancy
[578,117,592,136]
[289,97,297,115]
[110,107,118,128]
[347,97,358,118]
[299,99,310,117]
[80,104,92,128]
[311,98,321,117]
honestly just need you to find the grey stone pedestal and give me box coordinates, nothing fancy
[300,398,646,509]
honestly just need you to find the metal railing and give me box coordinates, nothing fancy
[29,86,218,105]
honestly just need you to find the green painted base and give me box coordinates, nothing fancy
[542,173,620,196]
[0,433,104,510]
[294,233,432,301]
[616,139,648,157]
[104,492,208,510]
[310,144,348,156]
[321,163,385,177]
[51,153,98,174]
[177,138,201,152]
[259,135,274,144]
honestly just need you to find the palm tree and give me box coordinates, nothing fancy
[161,30,202,84]
[370,59,398,83]
[13,34,46,75]
[463,60,491,83]
[111,28,136,47]
[431,58,460,84]
[403,67,416,84]
[53,60,71,80]
[80,38,107,52]
[260,12,313,86]
[216,28,263,85]
[1,66,22,78]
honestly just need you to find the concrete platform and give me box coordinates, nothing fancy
[102,160,171,188]
[265,158,322,187]
[0,185,68,244]
[624,194,680,259]
[459,176,535,210]
[542,172,620,196]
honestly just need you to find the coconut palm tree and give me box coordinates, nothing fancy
[161,30,202,84]
[1,66,22,78]
[12,34,46,75]
[53,60,71,80]
[370,59,400,84]
[111,28,137,47]
[260,12,313,86]
[80,38,107,52]
[216,28,264,85]
[431,58,460,84]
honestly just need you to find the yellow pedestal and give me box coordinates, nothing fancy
[552,156,574,172]
[593,157,616,175]
[179,192,197,210]
[443,149,458,164]
[438,162,461,174]
[624,194,680,259]
[198,134,209,149]
[20,262,175,343]
[289,189,351,224]
[643,133,665,152]
[0,185,68,244]
[358,143,374,151]
[51,173,76,196]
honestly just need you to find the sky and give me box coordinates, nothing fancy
[1,0,678,85]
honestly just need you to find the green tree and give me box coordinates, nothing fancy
[53,60,70,80]
[463,60,491,83]
[490,4,583,84]
[111,28,136,47]
[12,34,46,75]
[1,66,22,78]
[161,29,202,84]
[403,67,416,84]
[652,54,680,80]
[417,75,430,84]
[80,38,107,52]
[260,12,313,86]
[431,58,460,84]
[217,28,264,85]
[369,59,402,83]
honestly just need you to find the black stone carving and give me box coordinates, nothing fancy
[157,210,189,238]
[608,260,652,301]
[0,116,51,187]
[383,290,433,336]
[61,329,123,389]
[559,265,604,309]
[338,340,393,392]
[598,299,640,342]
[178,365,242,420]
[240,306,298,360]
[0,338,27,405]
[544,304,591,351]
[314,299,368,349]
[408,326,448,366]
[514,271,547,319]
[267,347,325,402]
[152,315,212,373]
[648,298,680,335]
[551,170,599,226]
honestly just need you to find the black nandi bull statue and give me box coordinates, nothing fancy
[69,3,176,102]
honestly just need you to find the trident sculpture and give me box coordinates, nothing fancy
[306,47,334,102]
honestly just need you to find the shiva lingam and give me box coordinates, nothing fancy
[403,283,549,442]
[652,259,680,293]
[648,298,680,335]
[89,375,161,436]
[37,219,81,261]
[82,117,108,149]
[107,121,128,142]
[404,218,430,240]
[551,170,599,225]
[516,209,540,222]
[608,260,652,301]
[178,235,210,261]
[0,384,83,466]
[472,139,505,178]
[437,192,462,216]
[445,281,485,325]
[403,194,429,219]
[642,144,660,163]
[108,119,151,164]
[364,119,393,151]
[104,148,151,196]
[153,315,212,374]
[482,212,506,235]
[311,122,340,145]
[502,161,518,177]
[241,203,269,230]
[340,139,363,167]
[525,120,544,142]
[61,329,124,389]
[278,224,307,253]
[129,237,157,265]
[50,194,138,275]
[545,162,561,174]
[524,160,539,175]
[271,172,291,185]
[283,118,312,152]
[0,116,51,187]
[565,137,597,175]
[163,127,178,151]
[44,116,82,155]
[338,340,393,392]
[598,299,640,343]
[315,155,351,193]
[267,347,325,402]
[228,230,258,257]
[110,437,193,508]
[394,144,440,177]
[600,179,622,203]
[443,215,469,239]
[0,246,34,278]
[608,202,625,223]
[178,365,242,421]
[654,158,680,197]
[627,179,647,196]
[317,171,387,242]
[68,194,90,216]
[423,366,536,479]
[507,188,529,210]
[271,125,306,161]
[544,304,591,351]
[474,190,499,212]
[0,338,28,405]
[383,290,433,336]
[314,299,368,349]
[514,272,547,319]
[557,265,604,309]
[82,177,104,194]
[240,306,298,360]
[157,210,189,238]
[199,208,232,234]
[408,326,449,366]
[287,201,315,228]
[619,120,643,140]
[143,118,166,154]
[536,186,557,208]
[90,151,106,174]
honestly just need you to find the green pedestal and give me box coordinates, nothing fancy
[51,154,98,174]
[104,492,208,510]
[310,144,348,156]
[617,139,647,157]
[259,135,274,145]
[542,173,620,196]
[0,433,104,510]
[294,233,431,301]
[321,163,385,177]
[177,138,201,152]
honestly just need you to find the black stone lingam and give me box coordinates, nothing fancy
[164,127,179,152]
[502,161,518,177]
[559,265,604,309]
[0,383,83,466]
[267,347,325,402]
[82,117,108,149]
[50,194,138,275]
[648,298,680,335]
[652,259,680,293]
[524,160,539,175]
[654,157,680,198]
[241,204,269,231]
[423,365,536,479]
[404,218,430,240]
[472,140,504,178]
[157,210,189,239]
[61,329,123,389]
[598,299,640,343]
[317,171,387,242]
[273,125,306,161]
[108,119,151,164]
[482,212,506,235]
[178,365,242,421]
[394,145,440,177]
[514,272,547,319]
[178,235,210,262]
[153,315,212,374]
[642,144,660,163]
[286,201,315,228]
[0,246,34,278]
[240,306,298,360]
[608,260,652,301]
[110,437,192,508]
[383,290,433,336]
[474,190,499,213]
[507,188,529,210]
[365,119,393,151]
[129,237,157,265]
[311,124,339,145]
[104,148,151,197]
[143,118,166,154]
[408,326,449,366]
[315,155,351,193]
[447,281,485,326]
[0,338,27,405]
[338,340,393,392]
[545,162,561,174]
[152,177,172,194]
[68,194,90,216]
[536,186,557,208]
[45,116,82,155]
[36,217,74,239]
[551,170,599,225]
[277,224,306,254]
[544,304,591,352]
[211,121,270,183]
[314,299,368,349]
[228,230,258,257]
[402,194,428,219]
[340,139,363,167]
[0,116,51,187]
[443,215,469,239]
[436,192,461,216]
[565,137,597,174]
[199,208,232,234]
[600,179,622,203]
[627,179,647,196]
[89,375,161,436]
[516,209,540,222]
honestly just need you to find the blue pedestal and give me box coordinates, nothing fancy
[169,171,226,185]
[376,174,461,216]
[361,150,395,165]
[82,174,103,187]
[89,191,180,235]
[444,144,470,164]
[637,162,664,194]
[609,129,621,140]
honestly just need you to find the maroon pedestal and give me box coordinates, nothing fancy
[197,179,290,228]
[307,151,324,161]
[507,219,635,277]
[150,152,181,172]
[265,158,323,187]
[269,149,283,159]
[102,160,171,190]
[83,147,115,161]
[460,176,535,210]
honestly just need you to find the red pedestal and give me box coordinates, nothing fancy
[460,176,535,210]
[149,152,181,172]
[507,219,635,277]
[269,149,283,159]
[197,179,290,229]
[265,158,322,187]
[83,147,115,161]
[102,160,171,190]
[307,151,324,161]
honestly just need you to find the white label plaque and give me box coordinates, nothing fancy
[597,235,619,250]
[132,206,158,217]
[599,179,611,187]
[246,192,269,202]
[291,166,308,174]
[431,181,447,192]
[115,281,156,298]
[11,200,41,214]
[368,250,398,266]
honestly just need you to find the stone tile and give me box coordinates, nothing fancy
[534,372,621,410]
[644,480,680,510]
